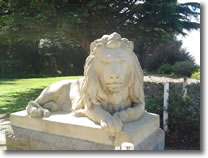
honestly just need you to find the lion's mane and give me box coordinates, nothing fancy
[72,32,144,113]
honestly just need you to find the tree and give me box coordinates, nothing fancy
[1,0,200,52]
[0,0,200,77]
[145,40,195,71]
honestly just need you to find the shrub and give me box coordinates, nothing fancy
[173,61,197,77]
[145,96,163,126]
[144,82,200,149]
[191,68,200,80]
[145,41,195,72]
[144,82,164,127]
[167,83,200,149]
[157,64,174,74]
[1,39,87,78]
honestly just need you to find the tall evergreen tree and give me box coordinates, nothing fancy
[0,0,200,51]
[0,0,200,76]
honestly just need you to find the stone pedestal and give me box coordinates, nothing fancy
[6,110,164,150]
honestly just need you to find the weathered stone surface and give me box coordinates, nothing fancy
[6,125,164,150]
[10,110,160,147]
[135,128,164,150]
[6,110,164,150]
[6,126,114,150]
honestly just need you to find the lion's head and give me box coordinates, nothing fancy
[74,32,144,114]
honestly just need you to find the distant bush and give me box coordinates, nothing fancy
[191,68,200,80]
[157,64,174,74]
[173,61,197,77]
[145,41,195,72]
[1,39,87,78]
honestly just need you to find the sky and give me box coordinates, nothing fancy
[177,0,200,65]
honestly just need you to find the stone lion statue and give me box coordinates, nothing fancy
[26,32,145,134]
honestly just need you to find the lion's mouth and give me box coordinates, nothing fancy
[106,83,122,88]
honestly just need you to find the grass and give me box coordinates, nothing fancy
[0,76,83,115]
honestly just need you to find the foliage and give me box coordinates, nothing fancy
[0,76,83,114]
[145,96,163,126]
[145,41,195,71]
[145,82,200,149]
[38,37,87,76]
[157,64,174,74]
[144,82,164,126]
[191,68,200,80]
[0,0,200,50]
[173,61,198,77]
[167,83,200,149]
[0,39,87,78]
[0,0,200,77]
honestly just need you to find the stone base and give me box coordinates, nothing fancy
[6,110,164,150]
[6,126,164,150]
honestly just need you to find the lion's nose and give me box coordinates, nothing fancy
[109,74,120,81]
[110,75,119,79]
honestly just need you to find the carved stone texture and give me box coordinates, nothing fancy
[7,110,164,150]
[26,32,145,134]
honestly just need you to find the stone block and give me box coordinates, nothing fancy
[7,110,164,150]
[6,126,164,150]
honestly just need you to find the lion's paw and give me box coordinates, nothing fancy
[100,115,123,134]
[43,109,51,117]
[26,101,51,118]
[26,105,43,118]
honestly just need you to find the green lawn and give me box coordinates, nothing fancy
[0,76,83,115]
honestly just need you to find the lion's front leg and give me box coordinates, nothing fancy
[84,106,123,135]
[114,104,145,123]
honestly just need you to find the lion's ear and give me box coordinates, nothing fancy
[128,41,134,50]
[90,41,96,53]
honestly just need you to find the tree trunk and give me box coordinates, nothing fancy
[82,41,90,54]
[68,35,91,54]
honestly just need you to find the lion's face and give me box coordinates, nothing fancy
[94,47,133,92]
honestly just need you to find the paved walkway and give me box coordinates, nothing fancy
[0,114,10,150]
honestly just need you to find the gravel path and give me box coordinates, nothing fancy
[0,114,9,150]
[144,75,200,84]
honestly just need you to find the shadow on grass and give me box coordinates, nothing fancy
[0,88,44,115]
[0,78,19,85]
